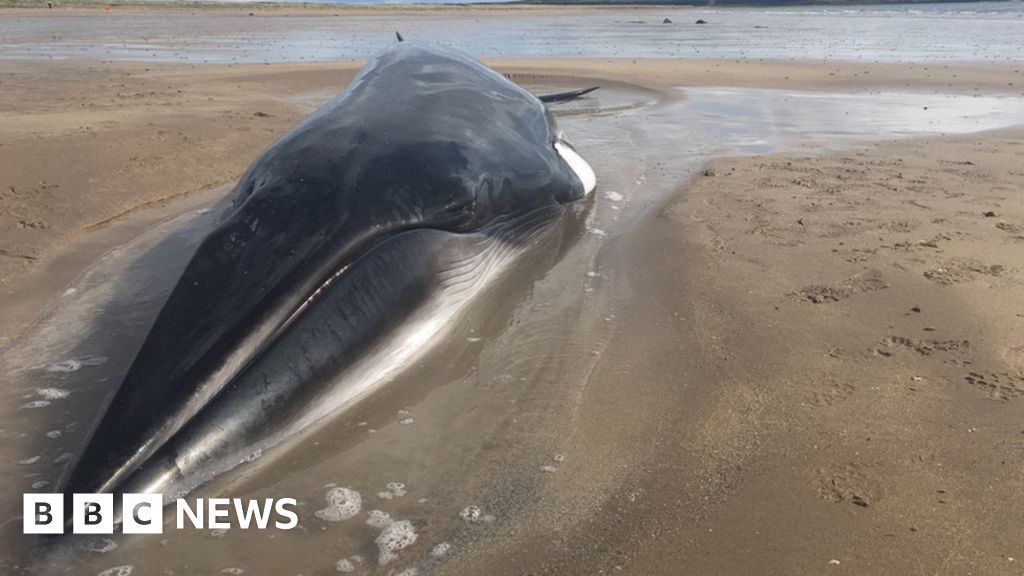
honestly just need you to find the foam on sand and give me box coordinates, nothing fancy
[375,520,417,565]
[430,542,451,558]
[366,510,393,528]
[36,387,69,400]
[314,487,362,522]
[459,505,482,523]
[459,504,495,524]
[378,482,407,500]
[335,555,363,573]
[80,538,118,554]
[45,355,108,373]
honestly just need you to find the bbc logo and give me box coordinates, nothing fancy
[23,493,162,534]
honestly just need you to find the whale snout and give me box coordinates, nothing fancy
[554,136,596,197]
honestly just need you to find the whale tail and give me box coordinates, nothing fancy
[396,31,404,42]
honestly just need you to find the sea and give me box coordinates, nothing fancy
[0,1,1022,63]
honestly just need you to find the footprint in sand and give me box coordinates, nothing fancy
[922,258,1006,285]
[964,371,1024,402]
[807,378,856,407]
[873,335,971,359]
[815,463,879,508]
[793,270,888,304]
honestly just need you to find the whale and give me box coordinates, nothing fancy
[58,42,597,508]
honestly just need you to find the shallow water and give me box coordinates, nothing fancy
[2,2,1022,63]
[681,87,1024,154]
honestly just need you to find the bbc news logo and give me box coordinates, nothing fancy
[23,494,298,534]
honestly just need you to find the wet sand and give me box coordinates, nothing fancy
[599,129,1024,576]
[2,7,1024,576]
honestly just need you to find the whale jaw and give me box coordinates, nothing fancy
[554,140,597,197]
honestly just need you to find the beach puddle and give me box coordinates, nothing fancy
[3,80,1024,575]
[678,87,1024,154]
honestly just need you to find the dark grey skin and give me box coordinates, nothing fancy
[59,42,596,504]
[112,208,569,507]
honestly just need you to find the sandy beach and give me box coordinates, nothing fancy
[1,5,1023,575]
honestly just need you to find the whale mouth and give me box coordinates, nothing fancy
[101,209,572,509]
[554,135,597,197]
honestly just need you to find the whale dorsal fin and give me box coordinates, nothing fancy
[538,86,600,104]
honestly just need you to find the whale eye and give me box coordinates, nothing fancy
[554,139,596,197]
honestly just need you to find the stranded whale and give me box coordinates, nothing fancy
[59,42,597,506]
